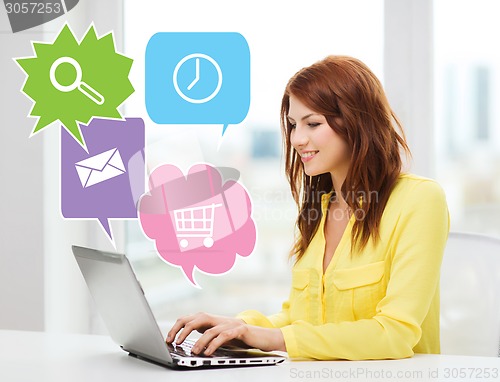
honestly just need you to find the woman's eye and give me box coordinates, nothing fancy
[308,123,320,128]
[289,123,296,129]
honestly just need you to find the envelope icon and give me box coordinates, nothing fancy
[75,148,126,188]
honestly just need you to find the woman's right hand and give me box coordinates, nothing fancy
[166,312,245,345]
[166,312,286,356]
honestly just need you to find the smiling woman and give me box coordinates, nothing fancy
[287,102,350,177]
[282,56,411,260]
[168,55,450,360]
[122,0,385,328]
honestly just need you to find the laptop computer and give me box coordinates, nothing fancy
[71,245,286,369]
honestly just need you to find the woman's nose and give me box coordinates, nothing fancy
[291,125,308,148]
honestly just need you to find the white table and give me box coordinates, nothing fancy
[1,330,499,382]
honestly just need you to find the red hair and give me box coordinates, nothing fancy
[281,55,411,261]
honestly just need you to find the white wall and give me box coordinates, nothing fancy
[0,7,45,331]
[0,0,125,332]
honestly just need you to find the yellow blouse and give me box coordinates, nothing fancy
[237,174,450,360]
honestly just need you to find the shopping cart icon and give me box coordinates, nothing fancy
[173,203,222,249]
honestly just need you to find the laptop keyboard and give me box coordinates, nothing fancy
[168,339,198,357]
[167,340,213,357]
[168,339,231,358]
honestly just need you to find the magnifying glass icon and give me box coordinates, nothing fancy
[49,56,105,105]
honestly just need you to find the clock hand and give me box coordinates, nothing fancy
[187,58,200,90]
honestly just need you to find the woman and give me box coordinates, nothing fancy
[167,55,450,360]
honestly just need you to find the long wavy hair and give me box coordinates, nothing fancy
[281,55,411,262]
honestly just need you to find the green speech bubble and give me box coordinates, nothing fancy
[16,23,134,149]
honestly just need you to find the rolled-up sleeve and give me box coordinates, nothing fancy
[237,299,291,328]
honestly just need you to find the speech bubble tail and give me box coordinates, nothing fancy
[183,265,201,289]
[98,218,116,249]
[217,125,229,152]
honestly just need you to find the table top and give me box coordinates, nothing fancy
[1,330,499,382]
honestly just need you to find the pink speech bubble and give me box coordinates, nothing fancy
[138,163,256,287]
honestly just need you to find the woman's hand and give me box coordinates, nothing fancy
[166,312,286,356]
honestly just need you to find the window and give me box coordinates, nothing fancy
[434,0,500,237]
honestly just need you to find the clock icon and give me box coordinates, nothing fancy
[173,53,223,104]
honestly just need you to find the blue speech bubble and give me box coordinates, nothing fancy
[145,32,250,136]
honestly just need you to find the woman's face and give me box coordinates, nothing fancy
[288,95,351,178]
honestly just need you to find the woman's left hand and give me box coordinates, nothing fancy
[166,312,286,356]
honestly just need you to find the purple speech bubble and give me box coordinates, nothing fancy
[61,118,145,241]
[138,163,256,287]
